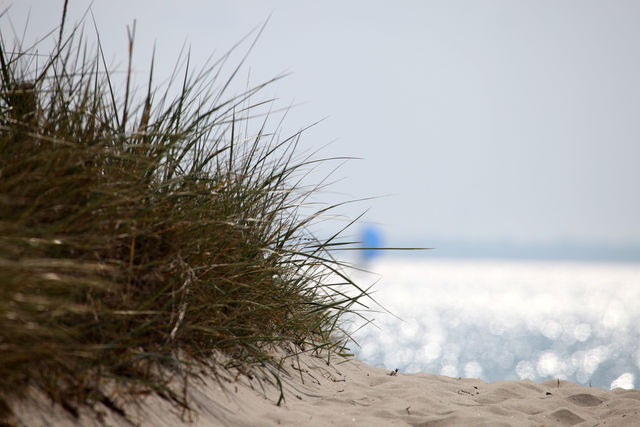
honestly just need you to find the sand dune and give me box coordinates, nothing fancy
[11,351,640,426]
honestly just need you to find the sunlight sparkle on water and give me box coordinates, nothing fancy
[347,258,640,390]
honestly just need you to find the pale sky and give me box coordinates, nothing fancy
[6,1,640,254]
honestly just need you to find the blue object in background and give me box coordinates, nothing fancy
[361,225,383,262]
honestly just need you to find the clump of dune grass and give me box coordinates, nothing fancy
[0,8,371,422]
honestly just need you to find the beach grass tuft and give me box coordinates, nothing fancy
[0,6,370,421]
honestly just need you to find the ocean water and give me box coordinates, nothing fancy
[345,258,640,390]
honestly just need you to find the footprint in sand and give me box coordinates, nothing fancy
[566,393,604,407]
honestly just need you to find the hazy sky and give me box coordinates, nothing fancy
[6,1,640,249]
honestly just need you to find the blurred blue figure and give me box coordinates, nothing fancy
[360,225,383,263]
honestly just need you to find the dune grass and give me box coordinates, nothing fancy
[0,7,371,422]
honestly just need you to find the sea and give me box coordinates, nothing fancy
[345,257,640,390]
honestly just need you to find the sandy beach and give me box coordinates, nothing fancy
[11,350,640,426]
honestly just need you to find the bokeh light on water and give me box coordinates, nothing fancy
[347,258,640,390]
